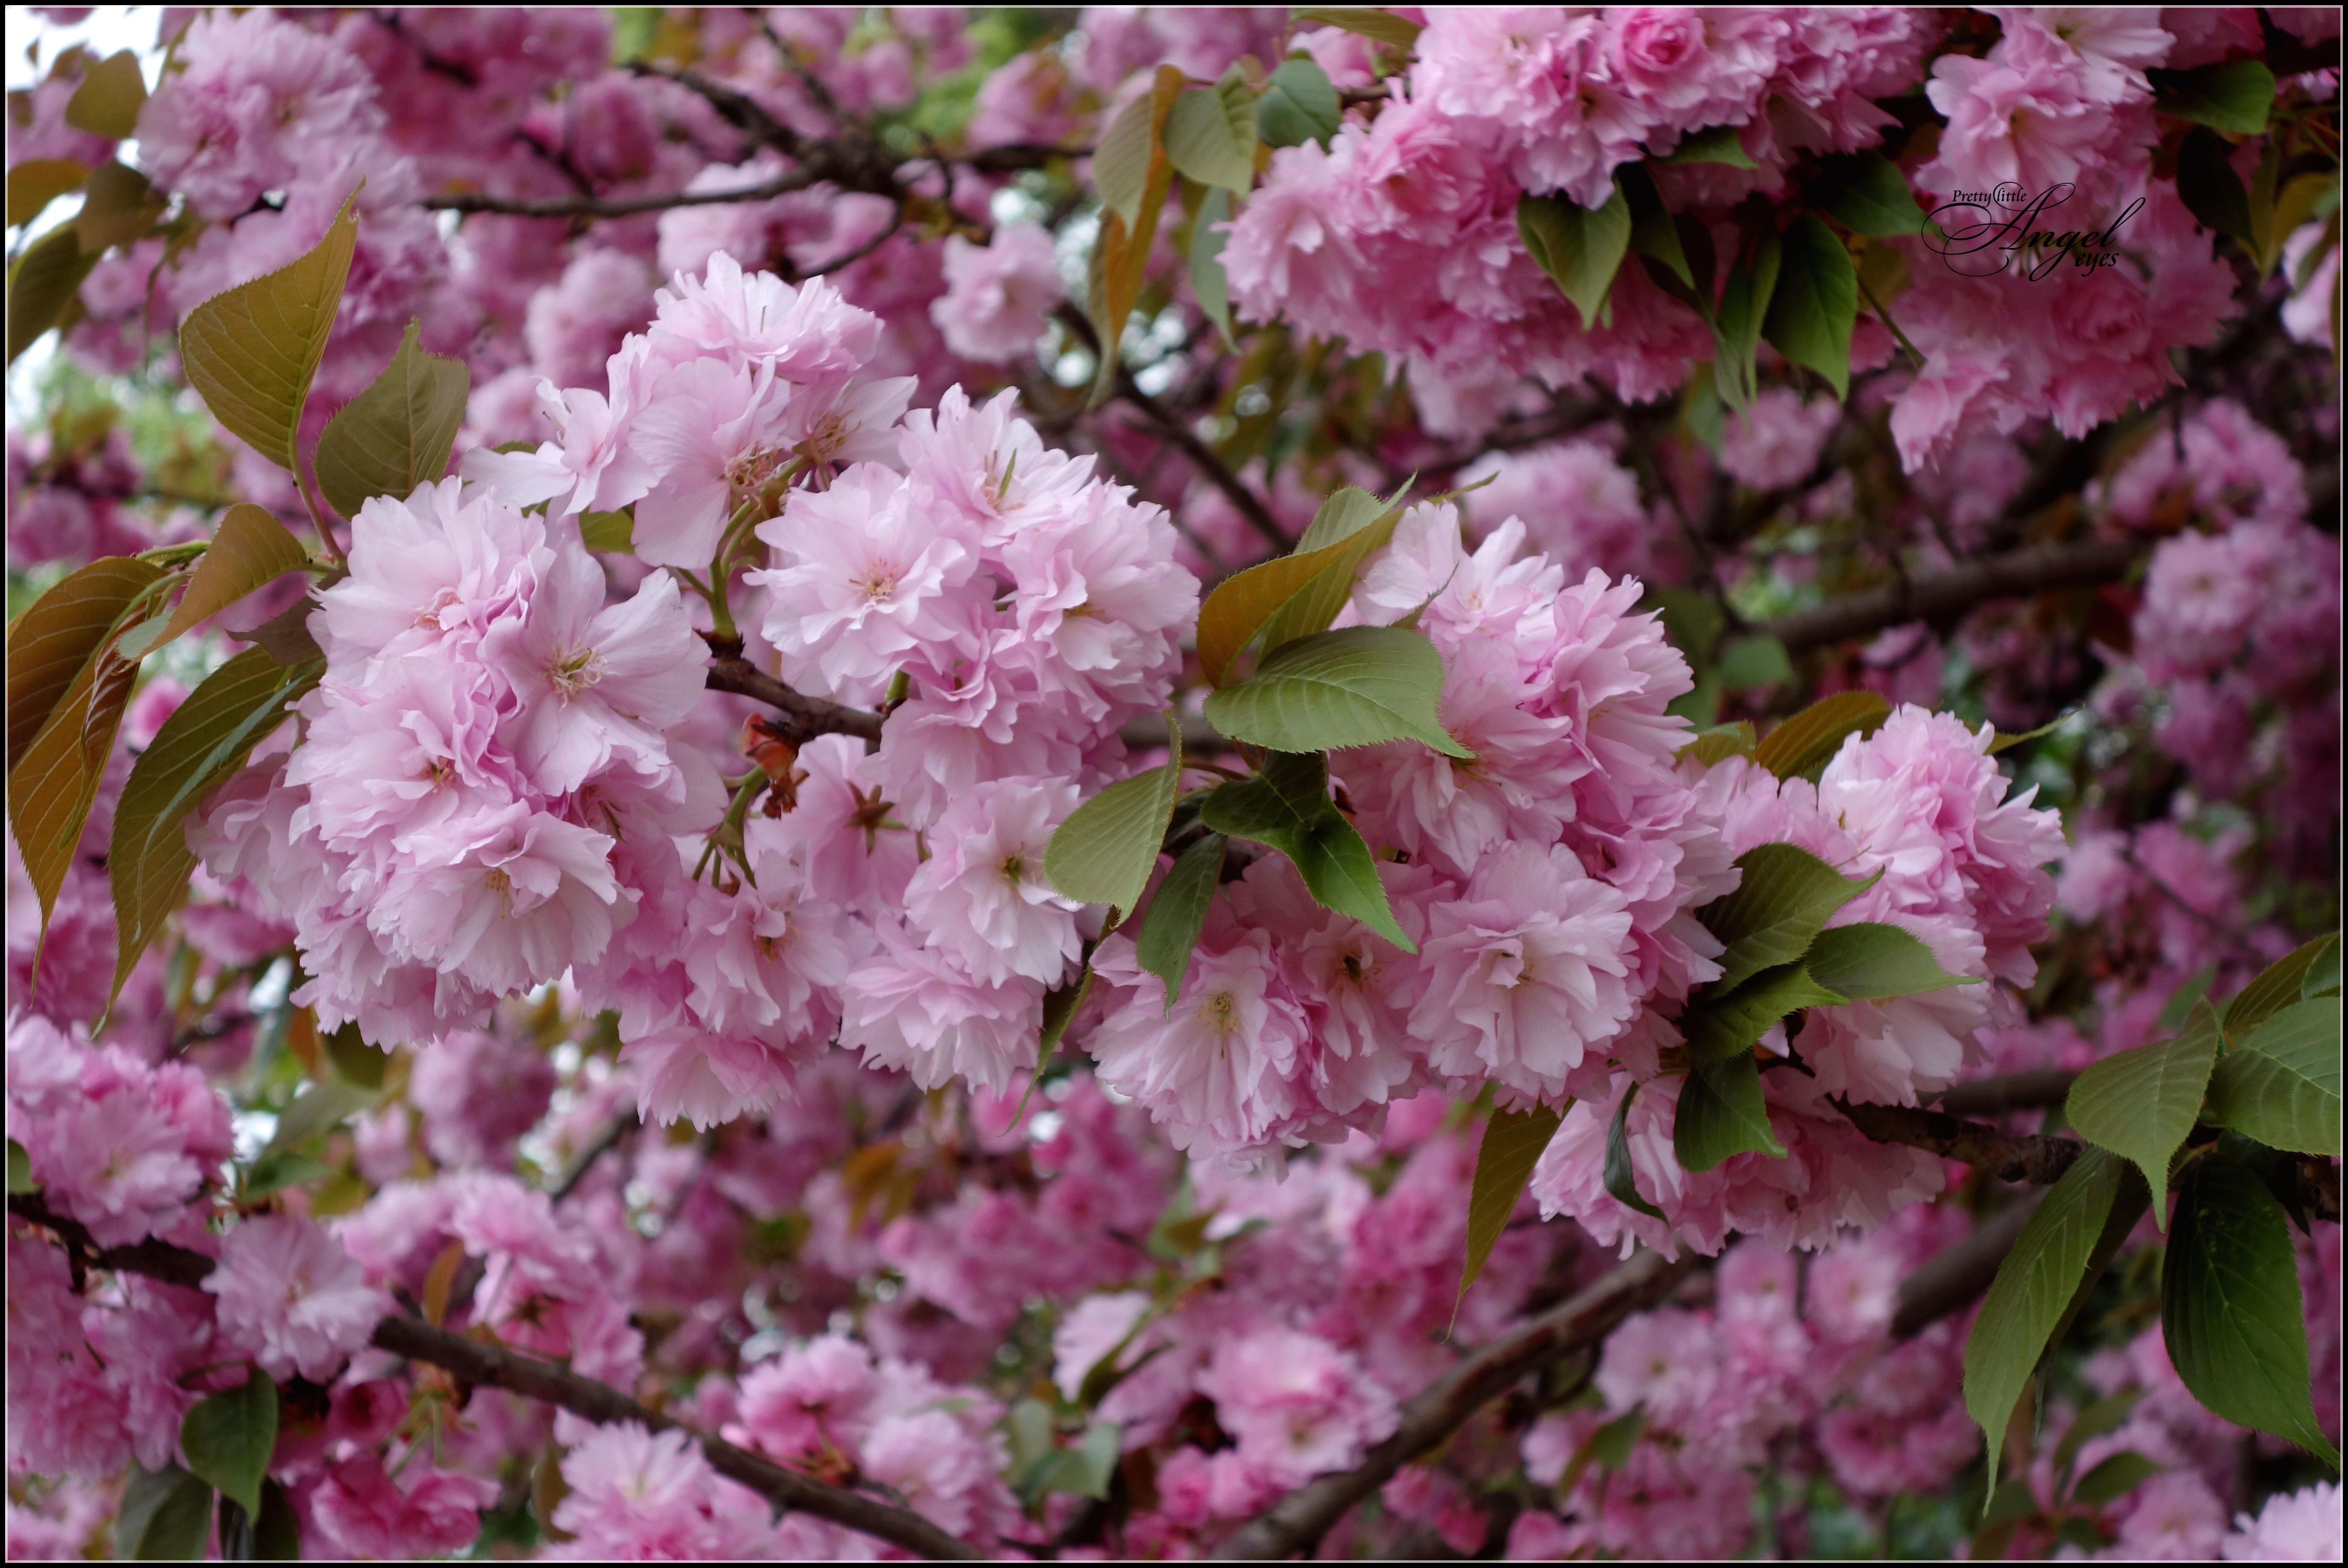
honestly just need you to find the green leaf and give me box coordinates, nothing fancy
[1093,88,1159,228]
[2069,1451,2161,1507]
[6,157,90,229]
[1752,690,1890,780]
[1965,1148,2128,1495]
[261,1080,381,1161]
[1604,1081,1665,1219]
[1164,72,1258,194]
[1679,721,1756,766]
[1987,714,2071,755]
[1198,752,1414,951]
[114,1463,214,1561]
[1289,7,1422,47]
[110,647,319,1001]
[157,504,313,650]
[1254,482,1409,657]
[179,1368,278,1517]
[1202,625,1472,758]
[253,1480,302,1560]
[2157,965,2216,1034]
[1674,1054,1786,1172]
[2310,933,2342,999]
[1556,1404,1648,1498]
[1681,963,1845,1061]
[2066,1002,2222,1225]
[1044,717,1183,920]
[7,222,101,366]
[64,49,144,137]
[1664,124,1757,168]
[2152,59,2277,135]
[1802,922,1977,1001]
[1761,215,1857,400]
[1715,632,1793,690]
[2206,996,2342,1157]
[1196,526,1391,687]
[6,556,163,770]
[578,508,635,552]
[241,1149,329,1200]
[1136,831,1224,1006]
[1518,188,1632,331]
[1696,842,1878,994]
[1619,164,1693,291]
[1459,1104,1562,1307]
[2176,126,2255,245]
[9,620,144,925]
[71,160,167,254]
[323,1020,388,1089]
[1038,966,1094,1064]
[179,186,361,472]
[1026,1422,1122,1501]
[1256,56,1342,150]
[1190,185,1236,347]
[1809,151,1927,238]
[314,319,470,518]
[1710,232,1781,411]
[2222,933,2338,1037]
[2163,1153,2339,1465]
[6,1137,32,1195]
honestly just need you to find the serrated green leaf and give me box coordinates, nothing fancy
[1253,482,1409,657]
[1195,526,1380,687]
[9,623,143,925]
[111,647,318,1001]
[1458,1104,1562,1309]
[2069,1451,2161,1507]
[1682,961,1845,1060]
[1190,185,1236,347]
[1710,231,1781,411]
[6,1137,32,1195]
[1810,151,1927,238]
[114,1463,214,1561]
[1762,215,1856,399]
[2223,933,2338,1037]
[161,504,313,648]
[63,48,144,138]
[1202,625,1472,758]
[323,1020,388,1089]
[1751,690,1890,780]
[1198,752,1414,950]
[2206,996,2342,1156]
[2157,966,2216,1034]
[6,156,90,229]
[1290,6,1421,47]
[1137,831,1224,1006]
[1696,843,1878,994]
[1802,922,1977,1001]
[6,556,162,770]
[1518,188,1631,332]
[1674,1054,1786,1172]
[261,1080,381,1161]
[1164,72,1257,194]
[180,1369,278,1516]
[1664,123,1756,168]
[2163,1153,2339,1465]
[1678,721,1756,766]
[2152,59,2277,135]
[2066,1003,2221,1226]
[1965,1148,2127,1497]
[578,508,636,553]
[1044,716,1183,919]
[1715,632,1793,690]
[2176,125,2255,245]
[1604,1081,1665,1219]
[314,319,470,518]
[7,222,101,366]
[1619,164,1693,291]
[2307,933,2341,999]
[72,160,166,254]
[180,187,360,472]
[1256,56,1342,150]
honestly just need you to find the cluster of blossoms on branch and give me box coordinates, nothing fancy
[5,4,2341,1563]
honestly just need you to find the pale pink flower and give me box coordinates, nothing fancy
[840,924,1046,1096]
[203,1213,386,1382]
[312,1454,497,1561]
[901,778,1083,987]
[1198,1327,1399,1485]
[628,356,794,570]
[2223,1482,2345,1561]
[932,222,1063,362]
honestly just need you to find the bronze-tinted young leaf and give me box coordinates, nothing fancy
[1086,68,1184,409]
[6,222,100,366]
[152,505,313,649]
[8,636,141,924]
[1751,690,1890,779]
[71,159,166,253]
[62,48,145,138]
[1458,1103,1563,1308]
[180,187,360,470]
[1252,482,1410,658]
[5,156,89,228]
[1290,6,1422,47]
[5,555,162,770]
[1195,526,1383,687]
[314,319,471,517]
[111,648,319,1000]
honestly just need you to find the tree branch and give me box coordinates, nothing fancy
[1209,1249,1699,1560]
[703,635,885,746]
[1890,1189,2046,1339]
[1933,1069,2077,1118]
[1761,538,2140,653]
[1832,1099,2086,1185]
[6,1193,979,1561]
[424,171,812,219]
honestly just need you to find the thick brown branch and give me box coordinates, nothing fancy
[6,1193,977,1560]
[1934,1069,2077,1118]
[425,171,811,219]
[1891,1190,2046,1339]
[1833,1099,2085,1185]
[1762,538,2141,653]
[703,636,885,746]
[1209,1249,1698,1561]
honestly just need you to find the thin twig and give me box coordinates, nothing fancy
[703,634,885,746]
[424,171,812,220]
[1760,538,2141,652]
[6,1192,979,1560]
[1209,1249,1699,1560]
